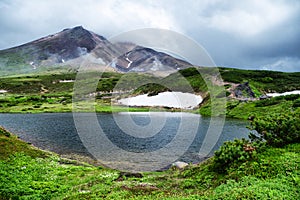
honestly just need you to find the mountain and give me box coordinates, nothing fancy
[114,46,191,73]
[0,26,191,76]
[0,26,121,74]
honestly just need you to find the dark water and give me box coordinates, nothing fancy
[0,112,249,168]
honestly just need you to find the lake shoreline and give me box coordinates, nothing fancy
[0,107,238,120]
[0,112,250,171]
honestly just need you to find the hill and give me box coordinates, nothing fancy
[0,67,300,119]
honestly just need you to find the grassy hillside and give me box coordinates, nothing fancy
[0,126,48,160]
[0,67,300,119]
[225,94,300,119]
[0,72,151,113]
[219,67,300,93]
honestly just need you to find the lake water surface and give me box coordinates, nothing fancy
[0,112,250,171]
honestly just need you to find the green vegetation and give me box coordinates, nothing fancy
[249,110,300,147]
[0,126,48,160]
[1,67,300,119]
[212,138,261,173]
[225,94,300,119]
[220,67,300,93]
[196,67,300,118]
[0,110,299,199]
[1,146,298,199]
[1,43,300,198]
[0,72,151,113]
[0,68,209,114]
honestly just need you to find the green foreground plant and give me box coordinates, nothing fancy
[249,110,300,147]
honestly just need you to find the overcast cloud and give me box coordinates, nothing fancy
[0,0,299,72]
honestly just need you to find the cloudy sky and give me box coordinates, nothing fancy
[0,0,299,72]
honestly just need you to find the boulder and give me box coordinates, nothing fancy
[172,161,188,169]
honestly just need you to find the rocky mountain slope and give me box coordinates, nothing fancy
[114,46,191,72]
[0,26,191,76]
[1,27,116,65]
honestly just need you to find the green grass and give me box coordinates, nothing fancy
[0,126,48,160]
[225,95,300,119]
[1,67,300,119]
[0,126,299,199]
[219,67,300,93]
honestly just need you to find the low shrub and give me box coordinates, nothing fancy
[255,98,281,107]
[249,110,300,147]
[292,99,300,108]
[27,96,42,102]
[212,139,260,173]
[283,94,300,101]
[33,104,42,108]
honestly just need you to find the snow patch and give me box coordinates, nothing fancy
[0,90,7,93]
[59,80,74,83]
[118,92,202,109]
[150,57,162,71]
[30,61,37,70]
[266,90,300,97]
[125,57,133,68]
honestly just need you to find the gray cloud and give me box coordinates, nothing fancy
[0,0,299,72]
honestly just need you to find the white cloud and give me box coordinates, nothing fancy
[0,0,300,72]
[261,57,300,72]
[4,0,180,33]
[0,0,181,49]
[1,0,298,41]
[205,0,296,37]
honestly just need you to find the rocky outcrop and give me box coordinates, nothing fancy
[234,82,255,98]
[172,161,189,169]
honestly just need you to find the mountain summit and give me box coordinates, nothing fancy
[0,26,116,66]
[0,26,191,76]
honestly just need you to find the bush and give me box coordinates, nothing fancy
[249,110,300,147]
[292,99,300,108]
[283,94,300,101]
[0,99,10,103]
[33,104,42,108]
[255,98,281,107]
[261,77,273,83]
[178,67,199,77]
[28,96,42,102]
[212,139,259,173]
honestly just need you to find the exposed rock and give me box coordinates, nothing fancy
[234,82,255,98]
[259,95,271,100]
[248,116,255,120]
[172,161,188,169]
